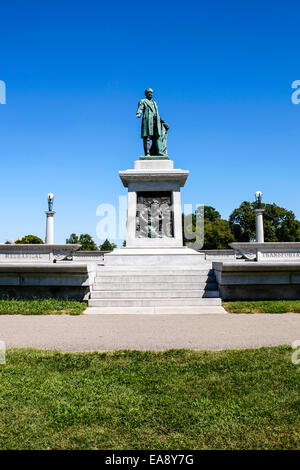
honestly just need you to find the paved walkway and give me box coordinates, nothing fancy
[0,314,300,351]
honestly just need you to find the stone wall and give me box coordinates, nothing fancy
[230,242,300,262]
[213,261,300,300]
[198,250,237,261]
[72,251,108,263]
[0,263,90,300]
[0,244,81,263]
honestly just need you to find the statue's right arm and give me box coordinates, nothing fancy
[136,100,144,118]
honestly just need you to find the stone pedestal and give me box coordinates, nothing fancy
[45,211,55,244]
[255,208,265,243]
[105,158,204,266]
[121,159,187,248]
[104,247,205,266]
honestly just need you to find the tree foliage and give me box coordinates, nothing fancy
[66,234,117,251]
[229,202,300,242]
[183,206,234,250]
[99,239,117,251]
[203,219,235,249]
[203,206,221,222]
[66,233,79,244]
[66,233,99,251]
[15,235,44,244]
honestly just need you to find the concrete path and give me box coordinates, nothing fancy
[0,314,300,351]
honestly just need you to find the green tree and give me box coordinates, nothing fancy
[202,219,235,249]
[229,201,256,242]
[183,206,234,249]
[203,206,221,222]
[15,235,43,244]
[66,233,99,251]
[66,233,79,244]
[78,234,99,251]
[229,202,300,242]
[99,239,117,251]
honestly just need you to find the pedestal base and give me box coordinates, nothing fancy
[104,247,205,266]
[139,155,169,160]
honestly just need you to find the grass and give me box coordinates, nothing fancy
[223,300,300,314]
[0,299,86,315]
[0,347,299,449]
[2,299,300,316]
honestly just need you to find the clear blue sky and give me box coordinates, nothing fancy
[1,0,300,245]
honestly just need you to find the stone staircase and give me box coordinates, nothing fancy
[87,264,225,314]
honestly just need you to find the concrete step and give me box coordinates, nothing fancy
[88,297,222,307]
[94,274,215,283]
[92,281,218,291]
[84,306,227,315]
[96,263,213,268]
[90,289,220,299]
[96,268,214,276]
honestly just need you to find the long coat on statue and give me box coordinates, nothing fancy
[136,99,162,138]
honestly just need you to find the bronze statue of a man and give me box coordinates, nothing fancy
[136,88,169,156]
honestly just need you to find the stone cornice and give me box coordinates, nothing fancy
[119,169,189,187]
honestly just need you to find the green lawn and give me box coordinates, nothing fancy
[0,347,299,449]
[3,299,300,316]
[0,299,86,315]
[223,300,300,314]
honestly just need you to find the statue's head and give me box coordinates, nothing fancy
[145,88,153,99]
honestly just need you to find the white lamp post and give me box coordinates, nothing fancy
[45,193,55,244]
[254,190,265,243]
